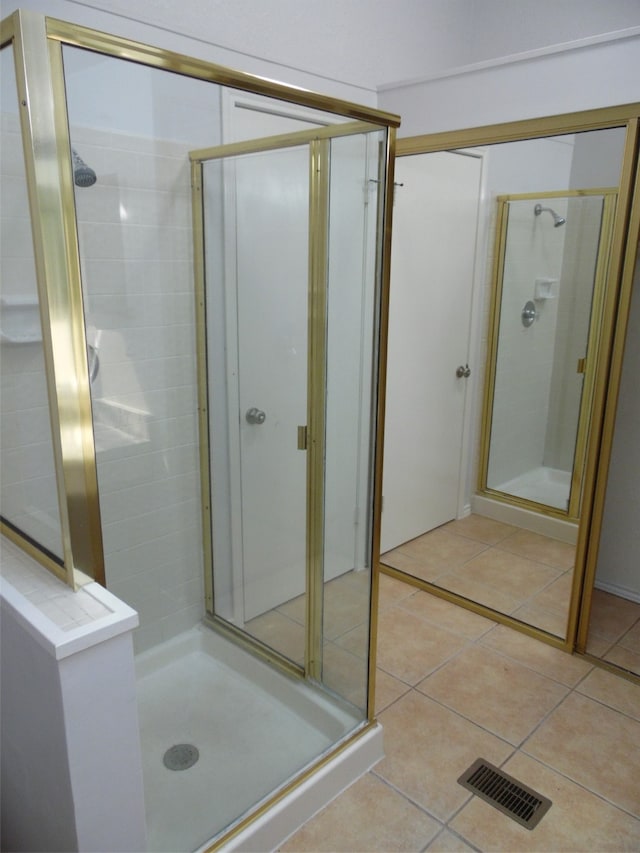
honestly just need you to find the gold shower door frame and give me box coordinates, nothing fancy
[478,187,618,522]
[190,122,383,682]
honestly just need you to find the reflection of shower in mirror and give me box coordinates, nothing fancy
[534,203,566,227]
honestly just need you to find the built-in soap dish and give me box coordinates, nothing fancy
[0,296,42,343]
[534,277,558,301]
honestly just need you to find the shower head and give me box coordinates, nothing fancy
[71,148,97,188]
[534,203,565,228]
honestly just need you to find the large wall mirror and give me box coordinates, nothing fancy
[380,104,640,663]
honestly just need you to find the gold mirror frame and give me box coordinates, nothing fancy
[380,103,640,660]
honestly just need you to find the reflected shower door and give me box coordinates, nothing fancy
[483,191,616,518]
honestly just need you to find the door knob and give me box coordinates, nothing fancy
[245,407,266,425]
[456,364,471,379]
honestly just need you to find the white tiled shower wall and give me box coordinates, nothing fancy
[72,124,204,653]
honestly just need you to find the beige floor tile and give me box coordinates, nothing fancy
[376,606,468,684]
[280,771,441,852]
[244,610,305,664]
[577,667,640,720]
[381,548,445,583]
[450,752,640,852]
[375,691,512,821]
[585,631,613,657]
[417,645,568,745]
[378,572,416,609]
[425,828,475,851]
[395,528,488,569]
[604,642,640,676]
[510,600,568,638]
[322,642,367,709]
[276,592,306,625]
[479,624,592,686]
[527,569,574,615]
[323,577,370,640]
[620,619,640,653]
[374,667,411,713]
[497,529,575,570]
[334,621,368,659]
[588,589,640,642]
[443,514,517,545]
[524,691,640,816]
[435,571,524,615]
[397,590,496,640]
[449,549,562,600]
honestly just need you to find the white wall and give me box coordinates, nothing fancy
[595,250,640,600]
[4,0,639,93]
[379,35,640,136]
[0,0,379,105]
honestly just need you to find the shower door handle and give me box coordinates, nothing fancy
[456,364,471,379]
[245,407,266,425]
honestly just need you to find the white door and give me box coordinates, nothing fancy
[235,144,310,620]
[381,151,482,553]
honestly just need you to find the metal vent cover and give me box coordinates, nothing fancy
[458,759,552,830]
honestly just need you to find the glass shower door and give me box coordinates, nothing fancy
[193,123,385,686]
[198,141,310,667]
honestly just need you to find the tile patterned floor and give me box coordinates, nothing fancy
[382,516,575,639]
[282,574,640,852]
[381,513,640,677]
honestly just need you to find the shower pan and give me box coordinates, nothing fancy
[479,189,617,522]
[0,10,398,851]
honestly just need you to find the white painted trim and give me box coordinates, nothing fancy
[198,723,384,853]
[471,493,578,544]
[456,148,488,521]
[594,580,640,605]
[378,27,640,91]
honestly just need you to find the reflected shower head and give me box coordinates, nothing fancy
[71,148,97,188]
[534,203,565,227]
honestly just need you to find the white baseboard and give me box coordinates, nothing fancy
[471,494,578,544]
[594,579,640,604]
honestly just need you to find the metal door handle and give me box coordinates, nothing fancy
[245,407,266,425]
[456,364,471,379]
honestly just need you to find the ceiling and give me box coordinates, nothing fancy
[66,0,640,89]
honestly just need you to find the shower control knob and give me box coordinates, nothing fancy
[245,407,266,425]
[456,364,471,378]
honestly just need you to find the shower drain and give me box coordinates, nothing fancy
[163,743,199,771]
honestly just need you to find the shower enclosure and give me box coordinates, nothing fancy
[479,189,616,520]
[0,10,398,850]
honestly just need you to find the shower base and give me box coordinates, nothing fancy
[135,623,374,852]
[495,465,571,510]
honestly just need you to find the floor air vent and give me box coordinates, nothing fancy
[458,759,552,830]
